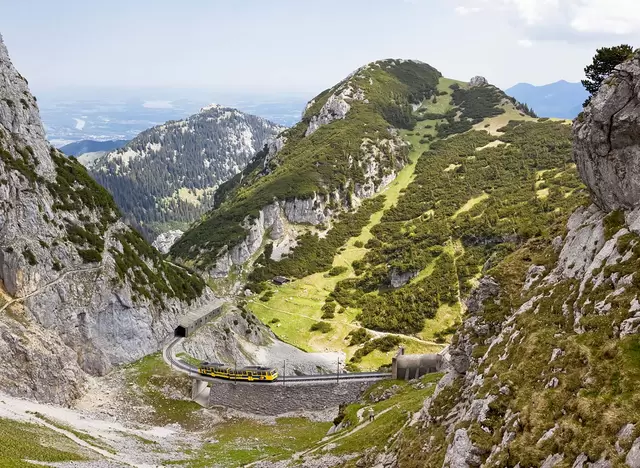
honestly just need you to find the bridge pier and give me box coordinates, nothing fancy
[191,379,208,400]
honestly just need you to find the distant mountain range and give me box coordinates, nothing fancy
[36,88,309,147]
[505,80,588,119]
[83,104,283,239]
[60,139,128,156]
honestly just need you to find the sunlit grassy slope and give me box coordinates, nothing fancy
[247,76,471,369]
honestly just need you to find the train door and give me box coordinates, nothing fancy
[247,371,253,381]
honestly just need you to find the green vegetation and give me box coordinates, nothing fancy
[29,412,115,454]
[329,121,586,333]
[435,84,506,137]
[582,44,635,105]
[350,336,402,363]
[22,248,37,265]
[110,229,205,305]
[171,60,442,269]
[0,417,90,467]
[347,327,371,346]
[603,209,625,240]
[0,142,41,185]
[174,417,331,467]
[315,373,442,457]
[248,196,385,281]
[123,353,204,429]
[309,321,332,333]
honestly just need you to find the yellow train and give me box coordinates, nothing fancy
[198,362,279,382]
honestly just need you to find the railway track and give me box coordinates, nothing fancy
[164,338,391,385]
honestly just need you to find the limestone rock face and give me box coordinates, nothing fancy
[574,53,640,212]
[0,33,210,404]
[152,230,184,254]
[305,85,366,137]
[469,76,488,87]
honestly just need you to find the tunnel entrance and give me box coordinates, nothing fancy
[174,326,187,337]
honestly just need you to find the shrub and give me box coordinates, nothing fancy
[350,336,402,363]
[321,301,337,319]
[22,248,37,266]
[77,248,102,263]
[603,210,625,240]
[260,290,275,302]
[354,240,364,248]
[347,328,371,346]
[328,266,348,277]
[310,321,332,333]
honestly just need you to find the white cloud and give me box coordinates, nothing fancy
[455,6,481,15]
[456,0,640,40]
[517,39,534,47]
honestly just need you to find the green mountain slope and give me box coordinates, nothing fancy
[170,60,442,270]
[170,59,569,370]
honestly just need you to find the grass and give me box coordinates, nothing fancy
[172,417,332,467]
[123,353,204,429]
[0,417,92,467]
[246,75,488,365]
[320,373,443,456]
[247,93,452,367]
[29,412,115,454]
[472,103,536,135]
[452,192,490,219]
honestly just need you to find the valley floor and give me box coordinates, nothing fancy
[0,349,442,468]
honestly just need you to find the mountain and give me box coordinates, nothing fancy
[0,34,210,405]
[505,80,589,119]
[59,139,128,157]
[170,61,536,281]
[85,105,283,239]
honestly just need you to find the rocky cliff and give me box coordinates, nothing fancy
[385,53,640,468]
[0,34,211,405]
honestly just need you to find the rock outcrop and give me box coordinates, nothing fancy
[0,33,211,404]
[385,53,640,467]
[469,76,488,87]
[152,230,183,254]
[574,52,640,212]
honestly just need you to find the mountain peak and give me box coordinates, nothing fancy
[200,103,225,113]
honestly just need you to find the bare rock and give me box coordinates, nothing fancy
[573,52,640,212]
[444,429,484,467]
[627,437,640,468]
[469,76,488,87]
[152,230,183,254]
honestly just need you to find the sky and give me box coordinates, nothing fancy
[1,0,640,95]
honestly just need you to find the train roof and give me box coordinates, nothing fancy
[199,362,276,371]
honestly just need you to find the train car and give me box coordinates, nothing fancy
[198,362,279,382]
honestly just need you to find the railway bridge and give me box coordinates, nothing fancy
[163,338,392,414]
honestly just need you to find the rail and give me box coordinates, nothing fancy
[164,338,391,385]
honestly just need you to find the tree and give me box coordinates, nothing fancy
[582,44,634,105]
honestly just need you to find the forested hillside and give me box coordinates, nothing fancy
[87,105,282,238]
[171,59,443,273]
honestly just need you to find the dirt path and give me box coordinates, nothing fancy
[0,265,102,313]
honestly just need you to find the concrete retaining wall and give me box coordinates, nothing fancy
[207,380,370,415]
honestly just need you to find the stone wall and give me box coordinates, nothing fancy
[207,379,371,415]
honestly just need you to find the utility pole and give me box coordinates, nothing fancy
[337,357,340,384]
